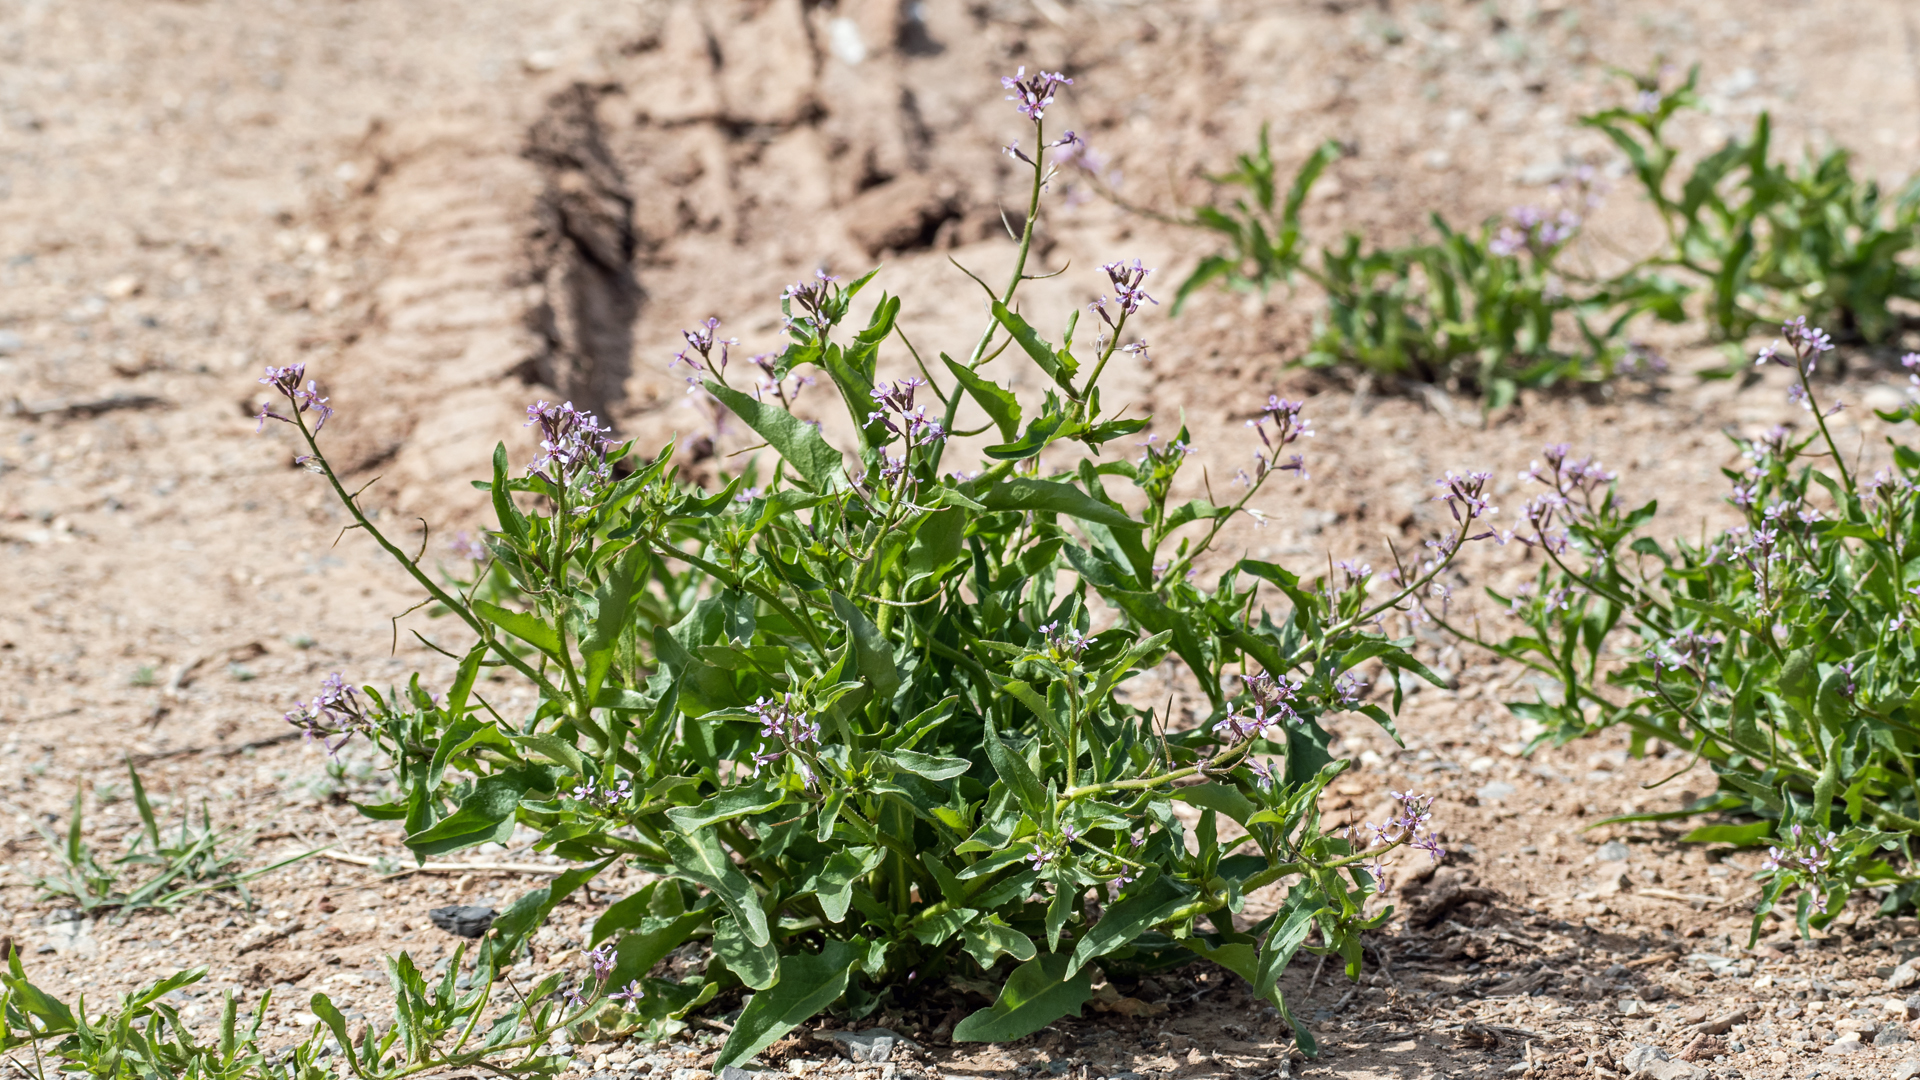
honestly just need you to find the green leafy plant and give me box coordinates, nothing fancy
[1432,319,1920,938]
[0,931,603,1080]
[1,955,331,1080]
[26,758,311,915]
[1584,66,1920,345]
[1167,129,1631,407]
[243,71,1484,1067]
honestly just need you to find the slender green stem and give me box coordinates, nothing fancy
[931,116,1048,472]
[287,410,562,700]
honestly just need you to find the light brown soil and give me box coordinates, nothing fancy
[7,2,1920,1079]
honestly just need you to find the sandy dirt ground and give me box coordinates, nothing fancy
[8,1,1920,1079]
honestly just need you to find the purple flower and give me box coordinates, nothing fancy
[1001,67,1072,121]
[1093,260,1157,322]
[569,776,632,810]
[1247,758,1278,791]
[448,531,487,562]
[1039,621,1091,661]
[524,400,615,496]
[1333,672,1367,709]
[285,673,373,753]
[586,945,617,982]
[255,363,335,434]
[1026,846,1057,871]
[1411,833,1447,862]
[671,317,736,378]
[868,378,946,445]
[1246,397,1313,482]
[609,979,646,1005]
[746,693,820,779]
[1433,470,1498,527]
[782,270,839,334]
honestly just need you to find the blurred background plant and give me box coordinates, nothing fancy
[1584,66,1920,351]
[24,758,312,916]
[1146,67,1920,401]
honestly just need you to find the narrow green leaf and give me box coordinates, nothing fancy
[951,954,1093,1043]
[665,786,787,833]
[1067,872,1191,977]
[983,719,1047,817]
[943,353,1023,440]
[883,749,973,781]
[799,847,885,923]
[990,301,1077,388]
[1173,783,1255,828]
[716,941,858,1069]
[960,920,1038,968]
[713,913,778,990]
[979,477,1141,530]
[704,380,846,490]
[663,829,770,947]
[1681,821,1775,846]
[473,600,562,656]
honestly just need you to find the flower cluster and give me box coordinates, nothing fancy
[782,270,838,335]
[1762,825,1841,914]
[1002,67,1071,121]
[868,378,946,445]
[569,776,632,810]
[1090,259,1156,327]
[747,693,821,782]
[1649,629,1723,673]
[1500,444,1616,550]
[1037,620,1091,663]
[1755,316,1835,382]
[748,352,814,408]
[587,945,617,982]
[1215,670,1303,742]
[255,363,335,436]
[1135,432,1195,470]
[1240,396,1313,484]
[1350,789,1447,882]
[284,673,372,753]
[1333,671,1368,709]
[671,316,736,381]
[1488,205,1581,257]
[525,400,615,498]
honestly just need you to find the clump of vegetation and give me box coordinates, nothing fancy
[26,758,310,916]
[1168,67,1920,400]
[1585,66,1920,347]
[1171,131,1629,407]
[1432,320,1920,937]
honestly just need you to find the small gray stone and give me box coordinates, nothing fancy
[825,1028,917,1064]
[1109,1074,1145,1080]
[1597,840,1631,862]
[427,905,497,938]
[1893,959,1920,990]
[0,330,22,354]
[1619,1044,1707,1080]
[1823,1031,1865,1054]
[1880,1026,1914,1047]
[719,1068,766,1080]
[1621,1045,1669,1074]
[1476,780,1516,803]
[1895,1058,1920,1080]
